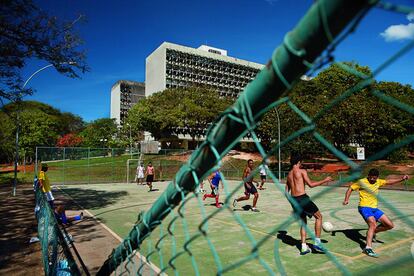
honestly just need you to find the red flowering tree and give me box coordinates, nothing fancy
[56,133,83,147]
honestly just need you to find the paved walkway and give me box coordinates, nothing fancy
[0,184,43,276]
[0,183,160,275]
[57,189,158,275]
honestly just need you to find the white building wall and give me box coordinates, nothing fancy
[145,42,264,96]
[110,83,121,125]
[146,44,167,97]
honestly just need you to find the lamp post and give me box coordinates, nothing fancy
[13,62,76,196]
[126,123,132,158]
[275,107,281,182]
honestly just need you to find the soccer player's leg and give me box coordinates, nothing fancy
[312,210,324,252]
[252,192,259,212]
[214,186,221,208]
[233,191,250,208]
[375,212,394,233]
[358,207,379,257]
[299,216,310,255]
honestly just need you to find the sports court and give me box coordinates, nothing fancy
[60,180,414,275]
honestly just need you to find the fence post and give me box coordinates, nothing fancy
[63,147,66,186]
[112,148,115,183]
[35,147,38,177]
[88,147,90,185]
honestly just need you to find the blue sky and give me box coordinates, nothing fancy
[24,0,414,122]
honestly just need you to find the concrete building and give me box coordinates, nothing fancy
[146,42,264,97]
[110,80,145,125]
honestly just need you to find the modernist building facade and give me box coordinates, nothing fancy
[110,80,145,125]
[146,42,264,97]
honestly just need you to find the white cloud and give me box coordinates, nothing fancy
[381,23,414,42]
[380,13,414,42]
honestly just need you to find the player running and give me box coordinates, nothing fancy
[203,170,223,208]
[233,159,260,212]
[258,162,269,190]
[343,168,409,257]
[285,153,332,255]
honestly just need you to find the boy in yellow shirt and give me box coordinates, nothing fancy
[343,168,408,257]
[38,163,54,208]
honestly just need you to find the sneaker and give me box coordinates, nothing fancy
[313,244,325,252]
[216,204,222,208]
[300,247,311,255]
[363,248,379,258]
[232,199,237,208]
[251,207,260,212]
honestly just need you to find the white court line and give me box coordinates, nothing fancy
[58,188,166,275]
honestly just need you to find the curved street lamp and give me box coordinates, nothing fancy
[13,62,76,196]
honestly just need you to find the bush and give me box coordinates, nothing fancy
[387,148,407,164]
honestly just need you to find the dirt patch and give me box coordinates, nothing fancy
[0,183,43,275]
[164,150,264,163]
[228,151,263,161]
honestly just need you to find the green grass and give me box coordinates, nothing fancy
[60,181,414,275]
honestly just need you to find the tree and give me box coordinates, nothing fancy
[0,111,15,162]
[0,0,88,102]
[126,87,233,142]
[0,100,85,162]
[59,112,85,134]
[258,62,414,159]
[79,118,118,147]
[18,109,60,158]
[56,133,83,147]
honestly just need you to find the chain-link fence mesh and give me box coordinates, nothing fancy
[34,184,81,275]
[93,0,414,274]
[36,147,254,185]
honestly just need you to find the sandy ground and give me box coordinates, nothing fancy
[0,184,43,276]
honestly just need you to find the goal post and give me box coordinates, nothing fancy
[126,153,143,183]
[126,159,139,184]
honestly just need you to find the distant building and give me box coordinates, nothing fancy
[110,80,145,125]
[145,42,264,97]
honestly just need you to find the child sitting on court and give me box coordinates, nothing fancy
[54,204,83,225]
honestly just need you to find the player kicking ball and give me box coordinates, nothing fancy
[203,170,223,208]
[343,168,409,257]
[285,153,332,255]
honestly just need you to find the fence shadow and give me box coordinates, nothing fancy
[54,188,128,211]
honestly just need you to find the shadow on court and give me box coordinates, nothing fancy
[56,188,128,211]
[330,228,373,249]
[277,231,329,254]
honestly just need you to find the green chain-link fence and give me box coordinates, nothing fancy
[34,185,81,275]
[36,147,262,185]
[95,0,414,275]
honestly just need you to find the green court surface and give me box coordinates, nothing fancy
[60,181,414,275]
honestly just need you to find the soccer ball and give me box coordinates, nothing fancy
[322,221,334,232]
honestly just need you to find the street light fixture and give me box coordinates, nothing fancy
[13,62,76,196]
